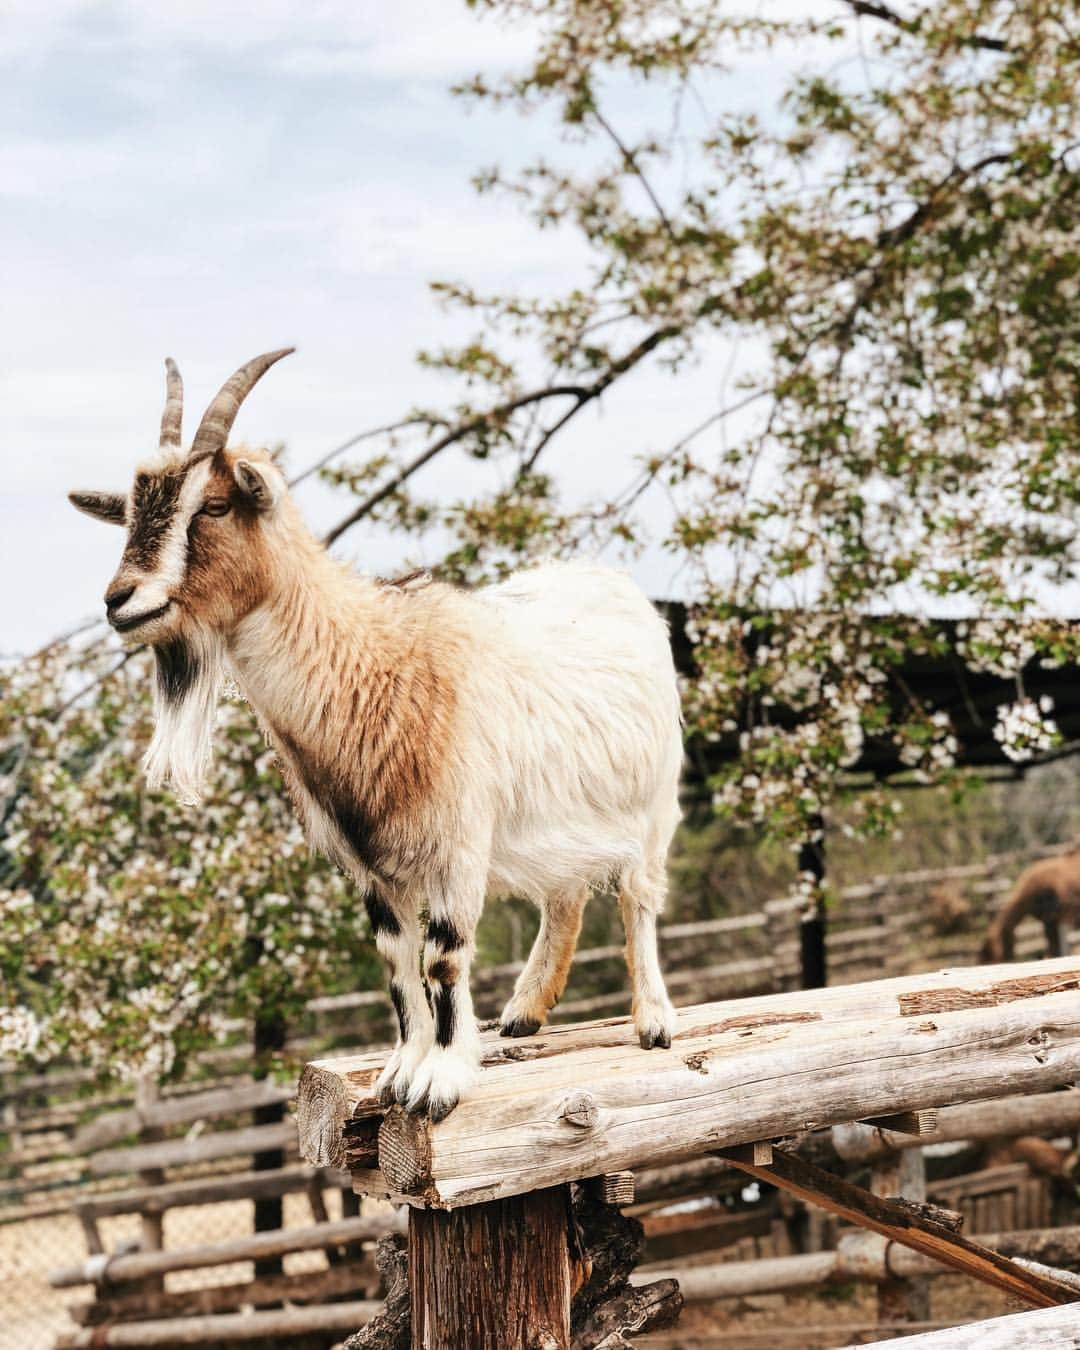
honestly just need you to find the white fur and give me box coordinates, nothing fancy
[142,627,226,804]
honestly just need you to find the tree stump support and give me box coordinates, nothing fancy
[409,1185,579,1350]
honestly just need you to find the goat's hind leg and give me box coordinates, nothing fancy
[367,891,434,1106]
[619,861,676,1050]
[499,886,589,1037]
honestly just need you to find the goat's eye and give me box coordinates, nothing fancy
[201,499,232,517]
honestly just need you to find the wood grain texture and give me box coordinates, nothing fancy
[839,1301,1080,1348]
[297,958,1080,1208]
[409,1185,578,1350]
[718,1147,1079,1309]
[49,1213,403,1288]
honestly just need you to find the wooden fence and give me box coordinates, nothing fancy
[3,846,1080,1347]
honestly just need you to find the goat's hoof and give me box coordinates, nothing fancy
[377,1081,396,1107]
[427,1097,457,1124]
[499,1016,541,1039]
[639,1027,672,1050]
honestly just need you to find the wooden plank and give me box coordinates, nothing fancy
[72,1080,295,1154]
[652,1225,1080,1296]
[833,1089,1080,1161]
[54,1299,383,1346]
[88,1120,296,1175]
[716,1147,1078,1309]
[840,1302,1080,1348]
[49,1213,403,1288]
[70,1258,377,1325]
[74,1163,349,1219]
[301,959,1080,1206]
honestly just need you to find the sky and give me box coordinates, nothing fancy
[0,0,833,653]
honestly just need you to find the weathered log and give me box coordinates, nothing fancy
[839,1301,1080,1348]
[655,1224,1080,1299]
[74,1163,349,1219]
[89,1119,296,1175]
[831,1087,1080,1162]
[300,959,1080,1207]
[409,1185,581,1350]
[718,1146,1079,1308]
[70,1258,377,1325]
[53,1299,383,1347]
[49,1213,402,1288]
[72,1080,295,1154]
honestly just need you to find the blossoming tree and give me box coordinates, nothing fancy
[2,0,1078,1075]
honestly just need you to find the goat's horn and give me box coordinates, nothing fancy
[159,358,184,449]
[189,348,295,457]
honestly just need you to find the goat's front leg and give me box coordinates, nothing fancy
[367,891,434,1107]
[406,877,484,1122]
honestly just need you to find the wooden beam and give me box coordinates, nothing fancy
[72,1080,295,1154]
[298,958,1080,1207]
[53,1299,382,1347]
[49,1213,403,1288]
[74,1164,349,1219]
[654,1226,1080,1300]
[832,1088,1080,1162]
[70,1258,377,1325]
[88,1120,296,1176]
[715,1146,1079,1308]
[839,1302,1080,1348]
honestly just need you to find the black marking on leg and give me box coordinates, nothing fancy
[389,982,409,1040]
[433,982,456,1048]
[364,892,401,939]
[499,1016,541,1039]
[426,955,456,986]
[154,639,199,705]
[427,916,464,952]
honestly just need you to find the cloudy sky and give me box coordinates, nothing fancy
[1,0,831,653]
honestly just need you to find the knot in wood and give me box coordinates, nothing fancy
[561,1090,599,1129]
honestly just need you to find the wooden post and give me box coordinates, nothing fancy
[252,1007,288,1281]
[133,1076,165,1296]
[871,1146,930,1324]
[408,1185,579,1350]
[798,824,826,990]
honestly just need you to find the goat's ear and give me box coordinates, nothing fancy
[68,490,126,525]
[232,458,281,512]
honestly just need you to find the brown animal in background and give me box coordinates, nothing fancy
[980,848,1080,962]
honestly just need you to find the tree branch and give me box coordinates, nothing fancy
[288,417,445,489]
[838,0,1007,53]
[592,109,677,242]
[323,331,677,546]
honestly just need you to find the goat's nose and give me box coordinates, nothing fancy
[105,585,135,613]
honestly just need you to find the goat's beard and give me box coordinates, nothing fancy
[142,628,226,804]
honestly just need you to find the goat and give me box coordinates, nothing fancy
[70,350,682,1119]
[980,847,1080,964]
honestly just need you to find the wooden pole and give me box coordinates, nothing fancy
[252,1007,288,1282]
[871,1146,930,1324]
[408,1185,579,1350]
[798,825,827,990]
